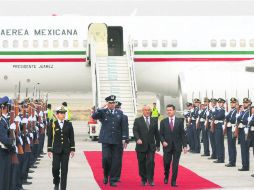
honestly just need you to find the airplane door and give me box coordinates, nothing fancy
[107,26,123,56]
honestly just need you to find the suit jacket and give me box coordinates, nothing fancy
[133,116,160,152]
[160,117,187,152]
[92,108,128,144]
[47,120,75,154]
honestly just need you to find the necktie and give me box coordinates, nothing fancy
[110,110,113,114]
[170,118,174,131]
[145,117,150,129]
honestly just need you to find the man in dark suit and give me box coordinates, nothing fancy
[133,105,160,186]
[47,106,75,190]
[160,104,187,187]
[92,95,128,187]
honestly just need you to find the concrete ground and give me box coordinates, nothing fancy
[26,121,254,190]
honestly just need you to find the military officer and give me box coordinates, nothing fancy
[92,95,128,187]
[191,98,201,153]
[236,98,250,171]
[0,96,16,190]
[114,101,129,182]
[183,102,193,151]
[248,106,254,177]
[47,106,75,190]
[200,98,210,156]
[212,98,225,163]
[224,98,238,167]
[207,98,217,160]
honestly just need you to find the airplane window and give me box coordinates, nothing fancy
[220,40,226,47]
[172,40,177,47]
[142,40,148,47]
[23,40,29,48]
[2,40,8,48]
[13,40,19,48]
[63,40,69,48]
[230,39,236,47]
[162,40,168,47]
[73,40,79,48]
[249,39,254,47]
[43,40,49,48]
[53,40,59,48]
[3,75,8,80]
[133,40,138,47]
[240,39,246,47]
[152,40,158,48]
[33,40,39,48]
[83,40,87,48]
[210,39,217,47]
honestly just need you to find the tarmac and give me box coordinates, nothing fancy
[26,121,254,190]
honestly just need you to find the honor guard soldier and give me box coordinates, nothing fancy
[184,102,193,151]
[200,98,210,156]
[248,106,254,177]
[114,101,129,182]
[191,98,201,153]
[224,98,238,167]
[207,98,217,160]
[212,98,225,163]
[0,96,16,190]
[92,95,128,187]
[236,98,250,171]
[47,106,75,190]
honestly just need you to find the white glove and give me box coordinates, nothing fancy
[183,111,188,116]
[27,137,30,145]
[206,111,210,117]
[36,126,39,131]
[14,116,21,123]
[222,125,225,130]
[32,116,37,122]
[225,112,229,116]
[39,111,43,117]
[19,137,23,146]
[29,133,34,139]
[40,123,45,128]
[28,116,33,122]
[244,127,249,135]
[21,118,28,124]
[212,108,216,112]
[236,113,240,118]
[15,146,18,153]
[10,123,16,130]
[198,110,202,114]
[248,116,252,122]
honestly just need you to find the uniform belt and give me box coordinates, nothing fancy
[238,124,246,129]
[200,118,205,122]
[214,120,224,124]
[209,120,212,122]
[250,126,254,131]
[227,123,236,128]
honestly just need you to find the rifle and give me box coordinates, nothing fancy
[14,99,24,154]
[9,101,19,164]
[223,91,228,136]
[22,103,31,152]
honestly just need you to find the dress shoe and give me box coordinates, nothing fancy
[141,180,146,186]
[17,187,26,190]
[164,178,168,184]
[38,155,43,158]
[36,158,41,162]
[238,167,249,171]
[201,154,210,157]
[27,176,33,180]
[171,181,177,187]
[208,157,217,160]
[22,180,32,185]
[213,160,224,163]
[103,176,108,184]
[54,184,59,190]
[34,161,40,165]
[148,181,154,186]
[30,165,37,169]
[251,174,254,177]
[110,182,117,187]
[225,163,235,167]
[28,170,34,173]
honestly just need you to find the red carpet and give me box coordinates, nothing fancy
[84,151,221,190]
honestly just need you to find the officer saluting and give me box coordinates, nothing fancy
[92,95,128,187]
[47,106,75,190]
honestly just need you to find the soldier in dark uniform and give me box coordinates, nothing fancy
[212,98,225,163]
[114,101,129,182]
[224,98,238,167]
[200,98,210,156]
[248,106,254,177]
[47,106,75,190]
[207,98,217,160]
[0,96,16,190]
[183,102,193,151]
[236,98,250,171]
[92,95,128,187]
[191,98,201,153]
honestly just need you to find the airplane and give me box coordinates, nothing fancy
[1,16,254,111]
